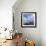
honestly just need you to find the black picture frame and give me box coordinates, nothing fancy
[21,12,37,28]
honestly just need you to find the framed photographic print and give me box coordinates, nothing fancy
[21,12,37,28]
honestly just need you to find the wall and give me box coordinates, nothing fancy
[0,0,17,38]
[40,0,46,46]
[13,0,41,46]
[0,0,17,30]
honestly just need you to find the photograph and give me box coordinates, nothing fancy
[21,12,37,28]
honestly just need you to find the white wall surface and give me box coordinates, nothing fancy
[13,0,41,46]
[41,0,46,46]
[0,0,17,30]
[13,0,46,46]
[0,0,17,39]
